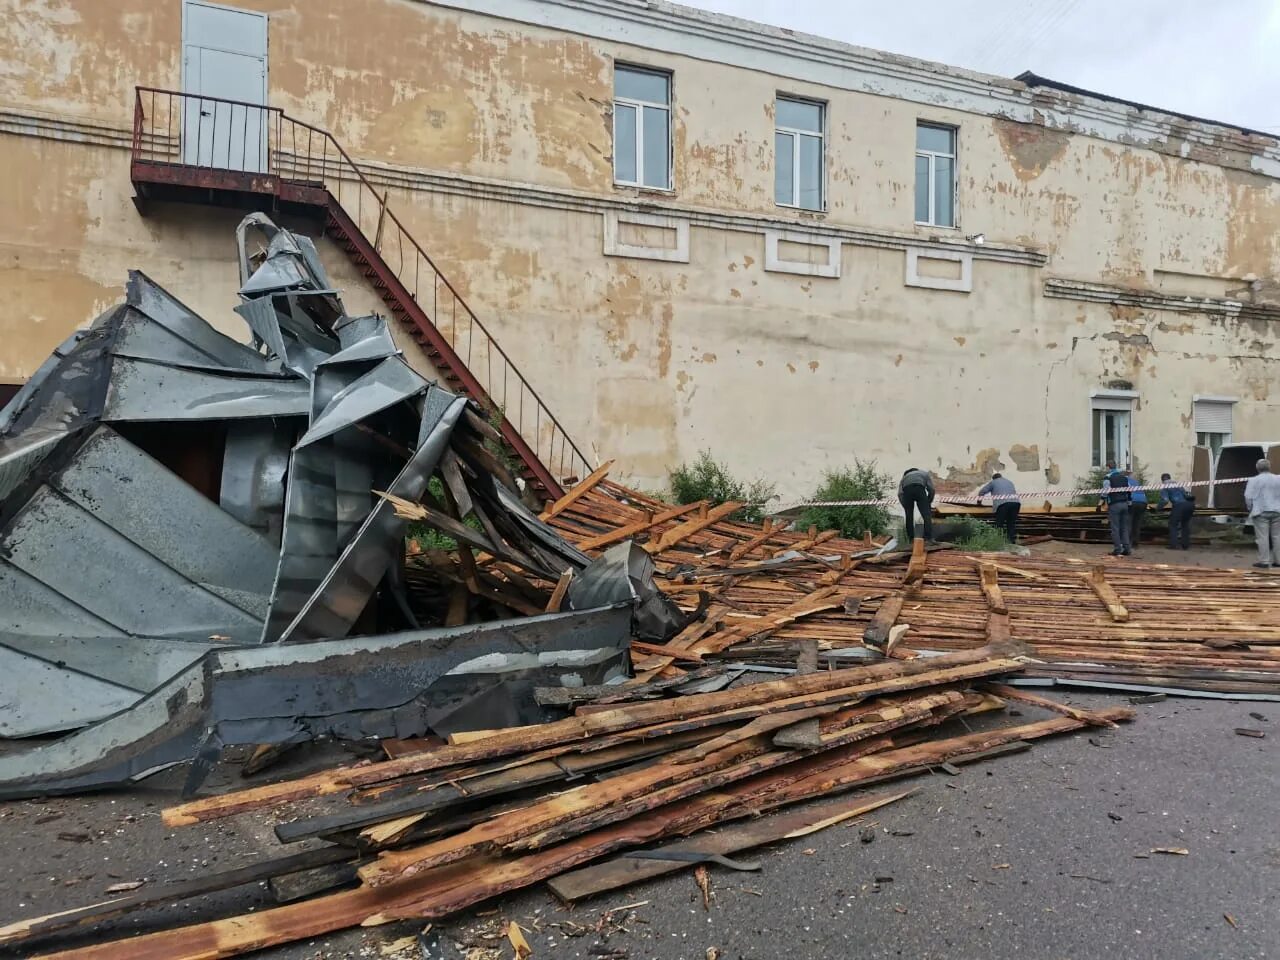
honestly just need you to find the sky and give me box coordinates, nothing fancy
[683,0,1280,134]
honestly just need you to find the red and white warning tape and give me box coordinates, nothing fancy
[769,476,1247,514]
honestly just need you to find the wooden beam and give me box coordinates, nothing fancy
[162,648,1019,826]
[727,518,776,563]
[904,537,928,584]
[544,570,573,613]
[978,682,1119,728]
[863,593,905,648]
[540,460,614,521]
[1085,565,1129,621]
[574,501,702,552]
[644,501,743,555]
[976,561,1008,614]
[546,790,914,902]
[693,587,843,655]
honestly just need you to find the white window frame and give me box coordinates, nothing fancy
[1090,390,1137,469]
[915,122,957,228]
[775,96,825,211]
[613,64,672,191]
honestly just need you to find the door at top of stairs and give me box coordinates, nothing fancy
[182,1,268,173]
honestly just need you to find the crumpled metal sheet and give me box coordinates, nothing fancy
[297,356,428,448]
[0,604,632,798]
[0,330,86,434]
[275,391,466,644]
[569,542,688,641]
[0,212,635,794]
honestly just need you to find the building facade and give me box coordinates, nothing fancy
[3,0,1279,498]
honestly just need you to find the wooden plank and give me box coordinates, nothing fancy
[41,711,1129,960]
[629,640,705,662]
[544,569,573,613]
[0,846,353,948]
[977,561,1008,614]
[727,518,776,562]
[162,648,1019,826]
[645,501,743,555]
[574,501,702,552]
[693,587,843,655]
[986,611,1012,643]
[540,460,614,521]
[864,593,905,647]
[977,682,1119,728]
[546,789,914,902]
[576,663,1008,755]
[904,538,928,584]
[1085,565,1130,621]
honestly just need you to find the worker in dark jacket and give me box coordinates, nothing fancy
[1158,472,1195,550]
[1126,469,1148,551]
[898,467,935,542]
[1098,463,1131,556]
[977,472,1020,543]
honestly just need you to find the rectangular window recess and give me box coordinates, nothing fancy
[764,230,841,278]
[603,211,690,263]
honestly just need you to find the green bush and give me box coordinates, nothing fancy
[797,461,892,539]
[668,450,776,523]
[948,515,1011,552]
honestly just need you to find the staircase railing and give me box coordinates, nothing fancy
[131,86,592,491]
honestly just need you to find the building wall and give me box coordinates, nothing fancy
[2,0,1279,498]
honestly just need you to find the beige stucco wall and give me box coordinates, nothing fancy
[2,0,1278,498]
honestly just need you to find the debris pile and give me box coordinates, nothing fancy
[2,213,1277,959]
[0,214,668,798]
[538,481,1280,699]
[0,647,1132,957]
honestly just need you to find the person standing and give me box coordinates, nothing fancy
[1126,469,1148,551]
[898,467,935,543]
[1158,472,1195,551]
[1243,458,1280,568]
[1098,462,1131,556]
[977,472,1020,543]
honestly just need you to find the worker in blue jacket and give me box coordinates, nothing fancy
[1126,469,1148,550]
[1158,472,1195,550]
[1098,462,1131,556]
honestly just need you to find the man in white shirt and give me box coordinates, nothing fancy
[1243,459,1280,568]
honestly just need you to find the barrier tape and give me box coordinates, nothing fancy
[768,476,1246,515]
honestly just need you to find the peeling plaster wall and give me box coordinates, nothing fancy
[2,0,1280,494]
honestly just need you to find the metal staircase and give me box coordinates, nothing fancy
[129,86,590,499]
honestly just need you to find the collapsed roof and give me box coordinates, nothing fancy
[0,213,671,797]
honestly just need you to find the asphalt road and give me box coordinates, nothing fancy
[2,692,1275,960]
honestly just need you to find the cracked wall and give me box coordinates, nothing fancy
[1,0,1279,494]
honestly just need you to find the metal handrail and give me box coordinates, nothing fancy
[132,86,591,488]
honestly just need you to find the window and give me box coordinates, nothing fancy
[1194,397,1234,460]
[1090,391,1135,469]
[1092,408,1132,469]
[915,123,956,227]
[613,65,671,190]
[775,96,824,210]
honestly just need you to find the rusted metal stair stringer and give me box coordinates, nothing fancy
[322,198,563,499]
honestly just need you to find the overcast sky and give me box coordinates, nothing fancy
[684,0,1280,134]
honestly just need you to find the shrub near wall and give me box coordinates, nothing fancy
[667,451,776,523]
[797,462,893,539]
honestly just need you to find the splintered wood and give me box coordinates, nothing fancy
[14,647,1135,959]
[545,480,1280,697]
[14,470,1280,958]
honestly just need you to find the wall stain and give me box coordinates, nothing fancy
[1008,443,1040,472]
[994,119,1070,181]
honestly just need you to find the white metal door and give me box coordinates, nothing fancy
[182,2,267,171]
